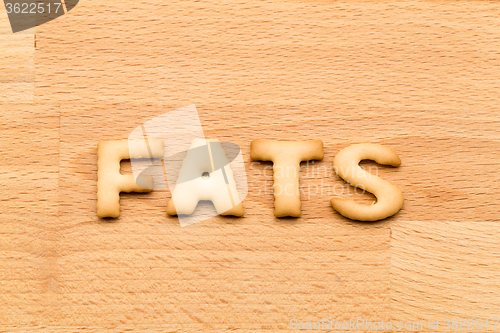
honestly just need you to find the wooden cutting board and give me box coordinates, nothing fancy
[1,0,500,331]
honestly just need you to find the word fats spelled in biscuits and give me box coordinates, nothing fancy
[96,139,404,221]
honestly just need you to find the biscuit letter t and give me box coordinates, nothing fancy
[250,140,324,217]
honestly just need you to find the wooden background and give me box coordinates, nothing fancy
[1,0,500,331]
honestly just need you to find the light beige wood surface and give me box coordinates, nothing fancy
[1,0,500,331]
[0,2,34,103]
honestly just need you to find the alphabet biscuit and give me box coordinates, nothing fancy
[166,139,244,216]
[250,140,324,217]
[97,139,164,218]
[331,143,404,221]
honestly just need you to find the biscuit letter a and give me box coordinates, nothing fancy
[166,139,244,216]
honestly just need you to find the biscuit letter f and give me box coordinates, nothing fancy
[97,139,164,218]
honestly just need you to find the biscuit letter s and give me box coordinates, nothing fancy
[250,140,324,217]
[97,139,164,218]
[331,143,404,221]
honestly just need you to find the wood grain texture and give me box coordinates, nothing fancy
[392,221,500,322]
[1,0,500,331]
[0,5,34,103]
